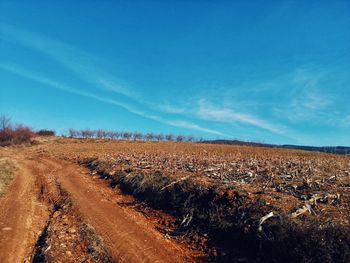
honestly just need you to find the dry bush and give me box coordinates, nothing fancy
[0,115,34,146]
[0,128,14,146]
[12,125,34,144]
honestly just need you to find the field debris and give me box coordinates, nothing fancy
[161,176,191,191]
[47,139,350,262]
[258,212,275,231]
[291,204,314,218]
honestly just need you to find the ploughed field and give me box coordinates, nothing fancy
[45,138,350,262]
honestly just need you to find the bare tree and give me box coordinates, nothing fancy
[176,135,185,142]
[91,130,97,138]
[132,132,142,141]
[96,129,104,139]
[96,129,108,139]
[68,128,78,138]
[122,132,132,140]
[0,115,11,131]
[81,129,94,138]
[186,135,194,142]
[105,131,114,139]
[145,133,154,141]
[155,134,164,142]
[165,134,174,142]
[114,132,122,140]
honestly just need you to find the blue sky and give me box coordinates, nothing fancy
[0,1,349,146]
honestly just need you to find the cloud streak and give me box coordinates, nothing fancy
[196,100,284,134]
[0,24,227,135]
[0,23,136,98]
[272,67,337,124]
[2,24,312,140]
[0,63,224,136]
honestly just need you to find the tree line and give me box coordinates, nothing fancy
[68,128,201,142]
[0,114,204,145]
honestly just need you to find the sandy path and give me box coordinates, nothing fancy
[0,158,49,263]
[41,158,187,263]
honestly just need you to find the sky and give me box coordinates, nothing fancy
[0,1,349,146]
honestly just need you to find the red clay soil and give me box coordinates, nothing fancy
[40,157,194,262]
[0,148,197,262]
[0,157,49,263]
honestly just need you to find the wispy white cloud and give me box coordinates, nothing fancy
[339,115,350,127]
[196,99,284,134]
[167,120,226,136]
[0,24,230,136]
[292,68,332,110]
[302,90,331,110]
[273,67,336,123]
[0,23,136,98]
[157,103,186,114]
[0,24,292,138]
[0,63,224,136]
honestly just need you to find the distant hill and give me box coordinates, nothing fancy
[201,139,350,155]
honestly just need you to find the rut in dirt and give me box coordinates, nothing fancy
[31,175,111,263]
[38,157,194,263]
[1,151,202,263]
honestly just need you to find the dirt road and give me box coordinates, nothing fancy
[0,157,49,263]
[0,150,192,262]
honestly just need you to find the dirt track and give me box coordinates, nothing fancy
[0,156,49,263]
[0,150,193,262]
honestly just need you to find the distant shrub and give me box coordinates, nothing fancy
[0,128,14,146]
[12,125,34,144]
[36,129,55,136]
[0,119,34,146]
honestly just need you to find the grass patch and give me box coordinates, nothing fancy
[0,158,15,196]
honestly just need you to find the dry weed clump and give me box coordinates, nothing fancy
[0,158,15,196]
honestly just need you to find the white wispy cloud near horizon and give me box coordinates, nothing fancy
[0,63,225,136]
[196,99,284,134]
[166,120,226,136]
[0,24,227,136]
[4,24,342,142]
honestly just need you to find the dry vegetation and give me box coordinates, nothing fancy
[0,115,34,147]
[41,138,350,262]
[0,158,15,196]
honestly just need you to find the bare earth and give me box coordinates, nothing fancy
[0,147,194,262]
[0,155,49,263]
[1,138,349,262]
